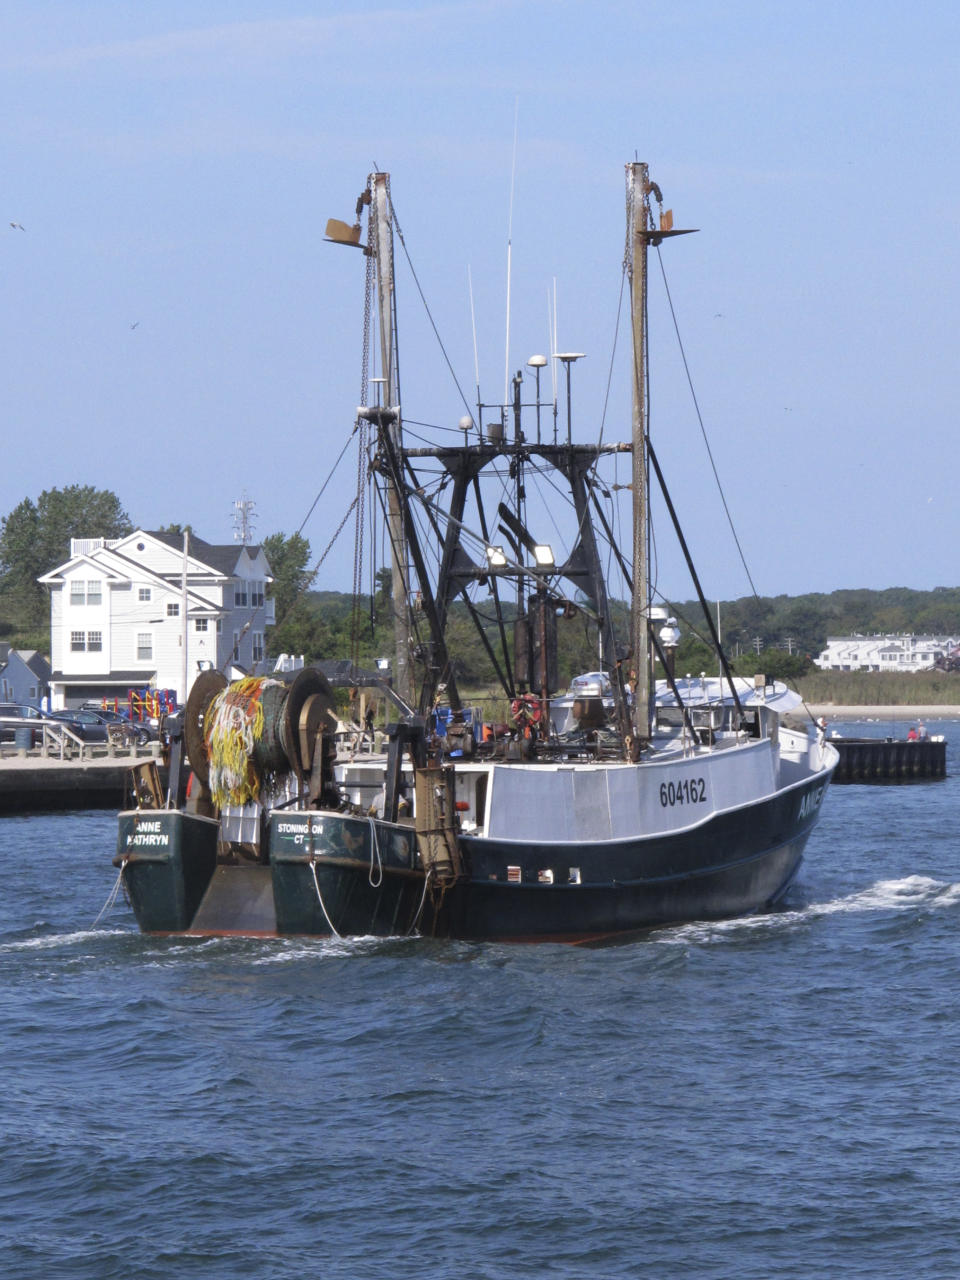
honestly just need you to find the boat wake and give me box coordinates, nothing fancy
[0,926,129,952]
[655,874,960,945]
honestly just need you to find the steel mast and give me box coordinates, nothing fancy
[370,172,415,709]
[628,162,652,750]
[627,163,695,752]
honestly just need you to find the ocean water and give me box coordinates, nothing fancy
[3,717,960,1278]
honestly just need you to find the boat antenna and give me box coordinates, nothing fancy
[469,264,481,429]
[549,279,559,444]
[503,98,519,405]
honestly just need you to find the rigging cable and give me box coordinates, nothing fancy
[387,193,476,423]
[654,244,760,599]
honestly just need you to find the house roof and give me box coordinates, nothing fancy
[147,531,266,577]
[18,651,52,681]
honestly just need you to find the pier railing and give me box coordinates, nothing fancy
[0,715,152,762]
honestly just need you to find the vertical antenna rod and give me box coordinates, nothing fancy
[503,99,519,404]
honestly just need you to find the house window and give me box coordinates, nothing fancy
[195,618,208,633]
[71,630,85,651]
[232,631,240,661]
[167,602,180,617]
[234,585,248,607]
[216,619,222,634]
[252,582,265,608]
[88,630,103,652]
[137,633,152,660]
[70,581,85,606]
[252,632,264,663]
[87,580,102,605]
[138,587,151,602]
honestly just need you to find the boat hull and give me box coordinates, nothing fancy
[114,765,833,943]
[428,772,828,942]
[115,809,220,933]
[268,811,426,937]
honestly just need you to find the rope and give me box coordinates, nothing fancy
[367,818,383,887]
[405,866,434,937]
[310,858,343,939]
[205,677,273,807]
[387,191,475,422]
[269,495,360,637]
[653,244,760,599]
[92,859,127,928]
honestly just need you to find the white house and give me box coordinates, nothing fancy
[815,634,960,673]
[39,530,276,710]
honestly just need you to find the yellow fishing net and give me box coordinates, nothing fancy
[205,677,271,808]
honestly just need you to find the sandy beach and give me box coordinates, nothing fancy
[800,704,960,720]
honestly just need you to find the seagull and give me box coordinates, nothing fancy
[9,222,24,231]
[130,321,140,330]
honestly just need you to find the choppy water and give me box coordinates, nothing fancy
[3,718,960,1278]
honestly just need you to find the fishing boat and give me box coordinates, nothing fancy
[115,162,838,942]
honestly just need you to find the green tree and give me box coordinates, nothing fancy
[262,531,313,654]
[0,486,132,628]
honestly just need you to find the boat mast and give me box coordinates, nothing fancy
[628,162,652,749]
[370,172,415,709]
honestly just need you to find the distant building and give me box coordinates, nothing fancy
[814,634,960,673]
[0,648,51,707]
[39,530,275,709]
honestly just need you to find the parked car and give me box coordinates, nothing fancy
[80,702,160,737]
[49,709,114,744]
[0,703,44,746]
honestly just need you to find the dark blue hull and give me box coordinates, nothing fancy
[116,774,830,943]
[425,774,827,942]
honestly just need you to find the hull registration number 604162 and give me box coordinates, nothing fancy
[659,777,707,807]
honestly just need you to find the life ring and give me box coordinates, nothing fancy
[510,694,542,727]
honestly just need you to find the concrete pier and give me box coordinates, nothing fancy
[0,746,164,814]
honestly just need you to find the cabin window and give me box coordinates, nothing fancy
[70,630,85,651]
[137,633,152,660]
[167,602,179,617]
[507,865,522,883]
[195,619,208,633]
[88,630,103,652]
[138,587,151,602]
[474,773,488,828]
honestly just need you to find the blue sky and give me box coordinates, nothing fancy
[3,1,959,604]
